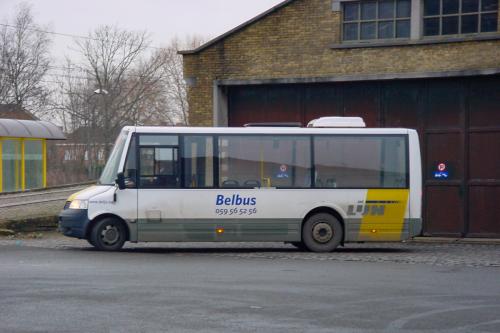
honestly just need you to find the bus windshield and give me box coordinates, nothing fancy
[99,130,128,185]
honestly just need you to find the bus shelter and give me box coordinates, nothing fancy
[0,119,65,193]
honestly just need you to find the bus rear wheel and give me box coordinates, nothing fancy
[90,218,126,251]
[302,213,343,252]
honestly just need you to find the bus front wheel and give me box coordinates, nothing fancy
[90,218,126,251]
[302,213,343,252]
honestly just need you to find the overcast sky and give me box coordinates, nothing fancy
[0,0,284,62]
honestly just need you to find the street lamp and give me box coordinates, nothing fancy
[93,89,109,95]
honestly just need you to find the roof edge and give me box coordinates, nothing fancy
[179,0,296,55]
[0,119,66,140]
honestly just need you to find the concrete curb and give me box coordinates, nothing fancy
[0,228,16,236]
[0,216,58,233]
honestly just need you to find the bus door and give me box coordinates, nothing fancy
[136,135,182,242]
[112,133,138,241]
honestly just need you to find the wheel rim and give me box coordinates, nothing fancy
[100,225,120,246]
[312,222,333,244]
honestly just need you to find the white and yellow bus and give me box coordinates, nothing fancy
[59,117,422,252]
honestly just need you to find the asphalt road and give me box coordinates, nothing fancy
[0,243,499,333]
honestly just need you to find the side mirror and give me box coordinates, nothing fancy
[116,172,126,190]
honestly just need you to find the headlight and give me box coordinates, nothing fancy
[69,199,89,210]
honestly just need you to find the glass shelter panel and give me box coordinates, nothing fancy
[314,135,408,188]
[1,139,22,192]
[24,140,44,189]
[218,136,311,188]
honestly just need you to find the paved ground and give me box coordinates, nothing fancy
[1,233,499,268]
[1,234,500,332]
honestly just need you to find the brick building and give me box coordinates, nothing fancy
[181,0,500,238]
[0,104,38,121]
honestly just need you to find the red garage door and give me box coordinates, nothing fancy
[227,76,500,237]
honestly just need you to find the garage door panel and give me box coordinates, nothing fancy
[304,85,342,123]
[468,186,500,236]
[384,82,421,129]
[425,186,463,235]
[228,86,268,126]
[228,85,302,126]
[425,80,464,129]
[425,132,463,181]
[469,132,500,180]
[266,86,302,123]
[343,83,380,127]
[469,77,500,128]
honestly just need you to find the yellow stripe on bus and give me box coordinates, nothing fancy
[67,186,96,202]
[359,189,409,241]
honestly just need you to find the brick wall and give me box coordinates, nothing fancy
[183,0,500,126]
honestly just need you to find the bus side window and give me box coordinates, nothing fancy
[138,135,180,189]
[313,135,407,189]
[183,136,214,188]
[139,147,179,188]
[218,135,311,189]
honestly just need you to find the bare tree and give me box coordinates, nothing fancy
[56,25,167,160]
[0,3,51,113]
[146,36,206,126]
[51,30,206,181]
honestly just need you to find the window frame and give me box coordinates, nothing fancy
[136,133,182,189]
[182,135,216,189]
[312,134,410,189]
[217,134,313,189]
[341,0,413,42]
[422,0,499,37]
[122,133,138,189]
[132,133,410,190]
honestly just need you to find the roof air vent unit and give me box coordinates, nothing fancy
[307,117,366,128]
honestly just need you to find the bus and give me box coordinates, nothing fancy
[59,117,422,252]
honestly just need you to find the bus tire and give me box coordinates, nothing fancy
[86,238,96,247]
[90,217,126,251]
[302,213,343,253]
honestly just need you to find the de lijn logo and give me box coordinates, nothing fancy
[347,200,400,216]
[216,194,257,206]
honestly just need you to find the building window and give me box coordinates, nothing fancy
[423,0,499,36]
[343,0,412,41]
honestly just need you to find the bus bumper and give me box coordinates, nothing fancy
[58,209,90,239]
